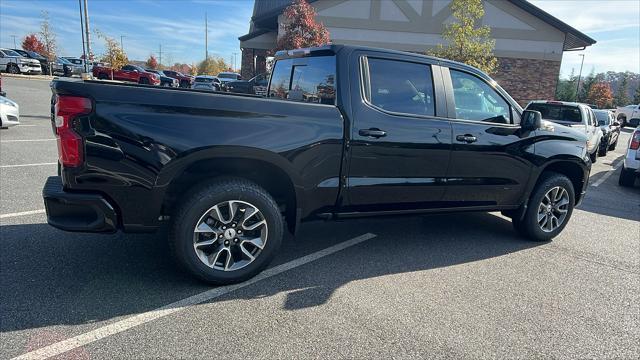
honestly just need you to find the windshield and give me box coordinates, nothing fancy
[195,77,214,83]
[594,111,610,125]
[57,57,71,64]
[3,49,22,57]
[27,51,43,58]
[527,103,583,123]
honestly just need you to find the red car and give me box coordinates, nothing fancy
[161,70,194,88]
[92,64,160,85]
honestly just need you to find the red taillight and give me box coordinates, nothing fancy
[630,131,640,150]
[54,95,92,167]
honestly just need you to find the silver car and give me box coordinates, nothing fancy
[192,75,221,91]
[0,48,42,74]
[619,126,640,187]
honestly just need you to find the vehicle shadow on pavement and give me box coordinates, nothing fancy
[0,212,541,332]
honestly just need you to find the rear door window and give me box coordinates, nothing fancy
[526,103,583,123]
[268,56,336,105]
[364,58,435,117]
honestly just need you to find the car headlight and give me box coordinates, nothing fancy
[0,96,18,107]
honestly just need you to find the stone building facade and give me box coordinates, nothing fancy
[239,0,595,105]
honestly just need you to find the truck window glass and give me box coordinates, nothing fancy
[527,103,583,123]
[450,69,510,124]
[366,58,435,117]
[269,56,336,105]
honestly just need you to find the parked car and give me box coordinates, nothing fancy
[62,57,87,74]
[526,101,602,162]
[593,109,620,156]
[44,45,592,284]
[92,64,160,85]
[191,75,221,91]
[0,48,42,74]
[0,73,5,97]
[0,95,20,128]
[51,57,76,77]
[146,69,179,87]
[613,104,639,127]
[217,72,241,86]
[12,49,49,74]
[162,70,194,88]
[619,126,640,187]
[225,73,269,95]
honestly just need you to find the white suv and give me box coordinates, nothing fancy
[526,101,603,162]
[0,48,42,74]
[619,127,640,187]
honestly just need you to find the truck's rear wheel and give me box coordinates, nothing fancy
[139,78,149,85]
[512,173,575,242]
[170,178,283,284]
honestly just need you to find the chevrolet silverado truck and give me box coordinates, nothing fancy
[44,45,591,284]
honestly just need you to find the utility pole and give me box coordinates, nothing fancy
[120,35,125,52]
[159,44,162,67]
[233,52,238,72]
[205,12,208,59]
[575,54,585,102]
[83,0,92,61]
[78,0,88,72]
[11,35,16,49]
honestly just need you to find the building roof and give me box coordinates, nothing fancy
[239,0,596,50]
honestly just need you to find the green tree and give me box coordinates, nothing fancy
[197,57,229,75]
[578,69,596,102]
[555,68,577,101]
[427,0,498,74]
[614,73,630,106]
[633,85,640,104]
[96,30,128,79]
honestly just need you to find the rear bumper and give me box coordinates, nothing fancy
[42,176,118,233]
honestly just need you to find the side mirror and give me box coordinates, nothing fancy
[613,121,620,127]
[521,110,542,130]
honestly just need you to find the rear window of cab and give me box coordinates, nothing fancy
[527,103,583,123]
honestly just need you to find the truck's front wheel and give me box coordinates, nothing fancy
[512,172,575,242]
[170,178,283,284]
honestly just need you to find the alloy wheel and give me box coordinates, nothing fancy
[537,186,570,232]
[192,200,268,271]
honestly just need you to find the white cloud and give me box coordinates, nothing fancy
[530,0,639,34]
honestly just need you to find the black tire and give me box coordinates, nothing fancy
[618,115,627,127]
[97,72,109,80]
[139,77,149,85]
[598,142,608,157]
[8,63,20,74]
[180,80,189,88]
[170,178,283,284]
[608,138,618,151]
[589,150,597,163]
[618,167,636,187]
[512,172,575,242]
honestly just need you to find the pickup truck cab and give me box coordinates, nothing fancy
[526,101,602,162]
[44,45,591,284]
[92,64,160,85]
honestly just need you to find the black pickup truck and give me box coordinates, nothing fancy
[44,45,590,284]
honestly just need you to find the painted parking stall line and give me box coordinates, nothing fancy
[591,160,623,187]
[0,162,57,168]
[0,209,46,219]
[12,232,378,360]
[0,139,55,143]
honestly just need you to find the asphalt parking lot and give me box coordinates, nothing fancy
[1,76,638,359]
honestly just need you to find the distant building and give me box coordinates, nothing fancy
[240,0,595,105]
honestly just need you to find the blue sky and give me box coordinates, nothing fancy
[1,0,638,77]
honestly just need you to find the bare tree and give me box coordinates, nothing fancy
[39,11,58,76]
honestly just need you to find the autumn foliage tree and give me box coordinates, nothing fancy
[428,0,498,74]
[587,82,614,109]
[146,55,158,69]
[276,0,329,51]
[197,57,229,76]
[96,30,128,79]
[22,34,46,54]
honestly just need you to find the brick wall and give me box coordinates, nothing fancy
[241,48,268,80]
[493,57,561,107]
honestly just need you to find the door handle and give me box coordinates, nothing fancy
[456,134,477,143]
[359,128,387,138]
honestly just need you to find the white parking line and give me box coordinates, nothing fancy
[12,232,377,360]
[0,209,46,219]
[16,125,39,127]
[591,160,623,187]
[0,162,56,168]
[0,139,55,143]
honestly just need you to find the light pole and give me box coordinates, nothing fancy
[120,35,125,52]
[11,35,16,49]
[78,0,88,72]
[575,54,585,102]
